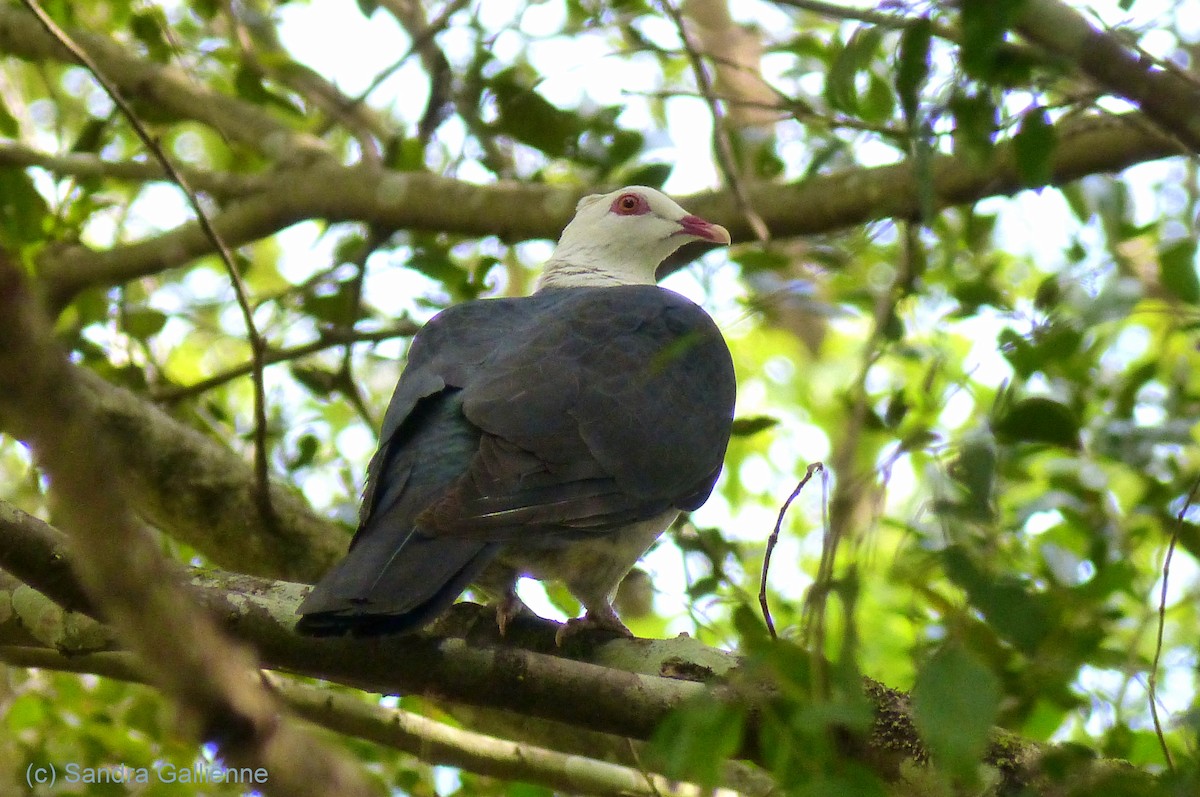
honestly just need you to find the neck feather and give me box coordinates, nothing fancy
[536,251,658,290]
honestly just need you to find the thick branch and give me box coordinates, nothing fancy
[0,502,94,613]
[36,113,1183,308]
[70,368,345,581]
[0,507,1159,797]
[0,254,379,796]
[0,643,731,797]
[1015,0,1200,151]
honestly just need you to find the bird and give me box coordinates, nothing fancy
[296,186,736,641]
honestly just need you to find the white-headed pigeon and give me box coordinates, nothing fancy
[296,186,736,639]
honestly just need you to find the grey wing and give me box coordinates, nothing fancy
[418,286,736,539]
[356,298,528,526]
[296,298,536,631]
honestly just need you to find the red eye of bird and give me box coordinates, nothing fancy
[611,192,649,216]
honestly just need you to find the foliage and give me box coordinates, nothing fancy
[0,0,1199,794]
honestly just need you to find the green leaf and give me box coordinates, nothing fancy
[290,365,339,397]
[622,161,673,189]
[948,434,996,518]
[949,89,997,161]
[130,9,172,62]
[896,18,932,123]
[730,415,779,437]
[384,137,426,171]
[0,95,20,137]
[752,140,785,179]
[883,389,908,428]
[860,73,895,124]
[123,308,168,339]
[959,0,1024,80]
[912,642,1001,775]
[993,396,1080,449]
[71,118,110,154]
[649,698,745,786]
[301,277,367,326]
[0,167,49,249]
[732,248,789,273]
[488,69,583,158]
[685,574,721,598]
[1159,239,1200,304]
[998,323,1082,378]
[1033,276,1061,310]
[5,692,48,731]
[233,66,303,116]
[286,433,320,470]
[1013,105,1057,187]
[825,26,883,115]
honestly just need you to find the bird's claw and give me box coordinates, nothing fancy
[494,591,529,636]
[554,608,632,646]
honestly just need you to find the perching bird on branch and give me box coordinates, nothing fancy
[296,186,736,641]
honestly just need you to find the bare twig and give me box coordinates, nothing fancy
[21,0,278,530]
[660,0,770,244]
[760,462,825,638]
[228,2,390,162]
[772,0,945,32]
[350,0,472,140]
[1148,476,1198,771]
[152,322,419,403]
[625,88,906,138]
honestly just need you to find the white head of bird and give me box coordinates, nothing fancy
[539,186,731,289]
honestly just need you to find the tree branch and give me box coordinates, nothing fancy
[663,0,770,243]
[1015,0,1200,151]
[0,503,1161,797]
[73,367,345,581]
[151,322,422,403]
[0,254,380,797]
[21,0,282,552]
[0,643,749,797]
[0,502,94,614]
[35,113,1184,308]
[0,140,266,198]
[0,6,327,162]
[230,3,391,161]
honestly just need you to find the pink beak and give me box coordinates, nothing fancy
[676,215,732,245]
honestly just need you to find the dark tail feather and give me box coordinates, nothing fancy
[295,532,500,637]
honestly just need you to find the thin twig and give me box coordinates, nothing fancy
[625,88,906,138]
[660,0,770,244]
[801,464,835,699]
[623,738,665,797]
[335,227,395,429]
[760,461,824,639]
[350,0,471,116]
[1148,476,1197,771]
[772,0,947,35]
[0,140,266,196]
[21,0,278,529]
[151,322,420,403]
[228,3,389,162]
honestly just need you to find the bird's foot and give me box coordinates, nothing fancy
[554,606,632,646]
[494,591,530,636]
